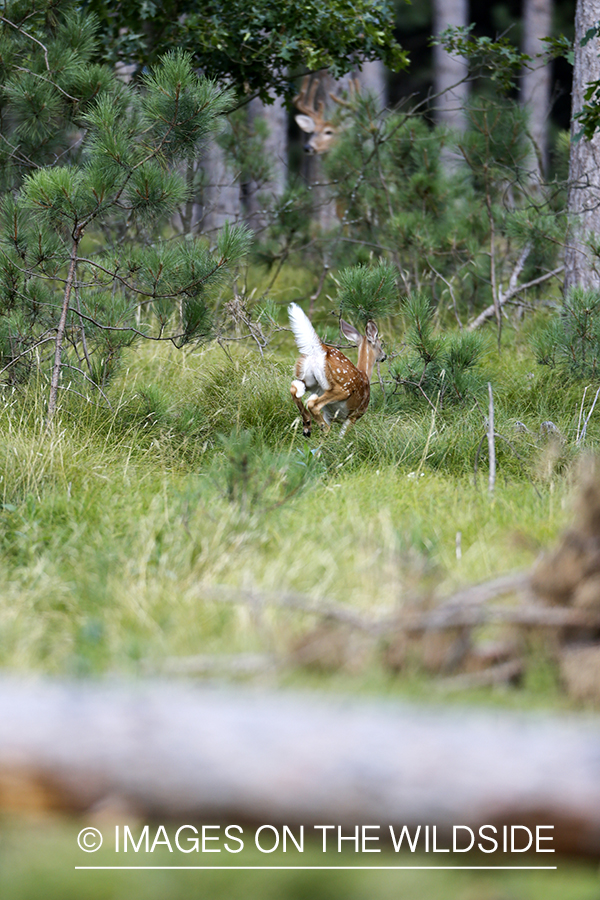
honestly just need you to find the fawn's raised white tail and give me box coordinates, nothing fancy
[288,303,385,437]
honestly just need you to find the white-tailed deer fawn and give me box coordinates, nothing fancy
[288,303,385,437]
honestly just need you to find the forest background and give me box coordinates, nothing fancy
[1,0,600,897]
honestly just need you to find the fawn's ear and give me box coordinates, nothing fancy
[365,321,379,342]
[340,319,362,345]
[295,114,316,134]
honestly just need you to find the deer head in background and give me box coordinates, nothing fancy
[293,75,339,155]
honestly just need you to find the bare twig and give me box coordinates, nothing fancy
[308,263,330,320]
[0,15,51,72]
[0,335,56,377]
[192,584,376,633]
[395,603,600,632]
[60,364,113,409]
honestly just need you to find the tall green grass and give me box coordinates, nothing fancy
[0,335,590,686]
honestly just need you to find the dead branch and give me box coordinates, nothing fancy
[437,659,524,691]
[436,571,530,608]
[194,583,377,632]
[191,572,533,637]
[467,265,564,331]
[392,603,600,633]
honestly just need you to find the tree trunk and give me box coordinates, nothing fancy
[521,0,553,178]
[432,0,469,132]
[244,94,288,232]
[47,239,79,425]
[564,0,600,294]
[359,59,387,110]
[201,137,241,234]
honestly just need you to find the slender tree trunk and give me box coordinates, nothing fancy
[521,0,553,178]
[201,137,241,234]
[245,94,288,232]
[359,59,387,110]
[47,239,79,425]
[432,0,469,132]
[564,0,600,294]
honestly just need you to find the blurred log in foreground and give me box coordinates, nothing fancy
[0,679,600,857]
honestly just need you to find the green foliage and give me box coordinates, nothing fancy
[85,0,408,102]
[532,288,600,380]
[0,2,115,186]
[458,98,531,186]
[432,25,531,94]
[323,99,478,285]
[392,293,487,407]
[335,260,398,324]
[212,430,319,513]
[251,186,313,270]
[0,5,251,415]
[141,52,234,156]
[316,89,563,331]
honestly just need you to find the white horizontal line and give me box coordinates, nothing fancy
[75,866,558,871]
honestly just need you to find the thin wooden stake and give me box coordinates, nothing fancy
[487,382,496,494]
[577,385,600,446]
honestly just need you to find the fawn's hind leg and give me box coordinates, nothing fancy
[291,380,313,437]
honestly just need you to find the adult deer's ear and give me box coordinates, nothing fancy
[365,321,379,342]
[340,319,362,345]
[295,114,316,134]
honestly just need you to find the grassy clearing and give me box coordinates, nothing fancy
[1,324,599,899]
[0,336,590,693]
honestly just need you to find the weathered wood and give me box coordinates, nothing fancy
[395,603,600,632]
[437,659,525,691]
[0,680,600,856]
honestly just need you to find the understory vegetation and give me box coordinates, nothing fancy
[2,4,600,897]
[0,305,596,697]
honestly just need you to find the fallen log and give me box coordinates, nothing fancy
[0,679,599,856]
